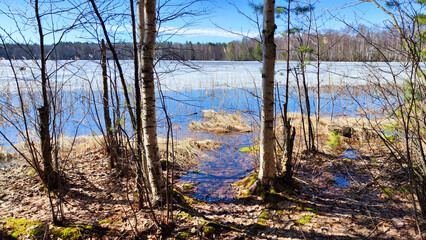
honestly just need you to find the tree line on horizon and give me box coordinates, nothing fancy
[1,0,425,237]
[0,26,404,62]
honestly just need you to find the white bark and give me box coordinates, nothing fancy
[140,0,164,203]
[259,0,276,183]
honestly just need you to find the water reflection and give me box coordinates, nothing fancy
[179,133,256,202]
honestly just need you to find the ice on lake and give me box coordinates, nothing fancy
[0,60,411,93]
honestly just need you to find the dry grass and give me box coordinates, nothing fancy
[158,138,221,168]
[188,110,252,133]
[275,112,395,149]
[12,134,220,171]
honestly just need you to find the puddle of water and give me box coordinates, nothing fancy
[0,159,14,169]
[179,133,256,203]
[334,177,349,187]
[342,149,358,160]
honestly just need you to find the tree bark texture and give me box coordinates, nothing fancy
[134,0,146,209]
[259,0,276,183]
[140,0,164,204]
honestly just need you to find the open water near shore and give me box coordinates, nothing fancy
[0,60,408,201]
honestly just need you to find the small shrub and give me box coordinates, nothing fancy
[327,131,341,149]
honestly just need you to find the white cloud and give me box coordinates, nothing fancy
[103,25,259,41]
[159,26,258,39]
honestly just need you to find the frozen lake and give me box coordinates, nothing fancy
[0,60,411,93]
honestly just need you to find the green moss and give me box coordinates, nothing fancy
[327,178,337,184]
[246,173,258,189]
[3,218,45,239]
[305,207,318,214]
[173,189,198,211]
[52,225,94,240]
[176,212,192,219]
[295,215,314,225]
[239,145,260,153]
[233,172,258,190]
[259,211,269,220]
[192,169,201,173]
[277,210,284,215]
[98,219,121,225]
[252,220,266,231]
[183,184,194,190]
[267,190,284,204]
[27,168,37,176]
[203,225,215,234]
[38,184,48,192]
[177,232,192,239]
[11,231,19,238]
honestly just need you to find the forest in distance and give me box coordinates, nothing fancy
[0,0,426,239]
[0,26,404,62]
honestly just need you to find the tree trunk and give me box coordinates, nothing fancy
[140,0,164,204]
[259,0,276,184]
[101,39,116,169]
[134,0,146,209]
[35,0,56,190]
[301,63,315,151]
[282,118,296,182]
[35,0,63,225]
[281,0,296,183]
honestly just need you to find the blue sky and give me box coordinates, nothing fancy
[158,0,390,43]
[0,0,390,44]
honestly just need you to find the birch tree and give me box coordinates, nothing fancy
[258,0,277,184]
[138,0,165,205]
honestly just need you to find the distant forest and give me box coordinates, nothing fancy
[0,28,404,62]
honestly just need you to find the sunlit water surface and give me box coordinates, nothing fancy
[0,60,407,201]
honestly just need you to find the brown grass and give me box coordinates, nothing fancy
[12,134,220,171]
[188,110,252,133]
[275,112,395,150]
[158,138,221,168]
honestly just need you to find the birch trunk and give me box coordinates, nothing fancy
[135,0,147,209]
[140,0,164,204]
[259,0,276,183]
